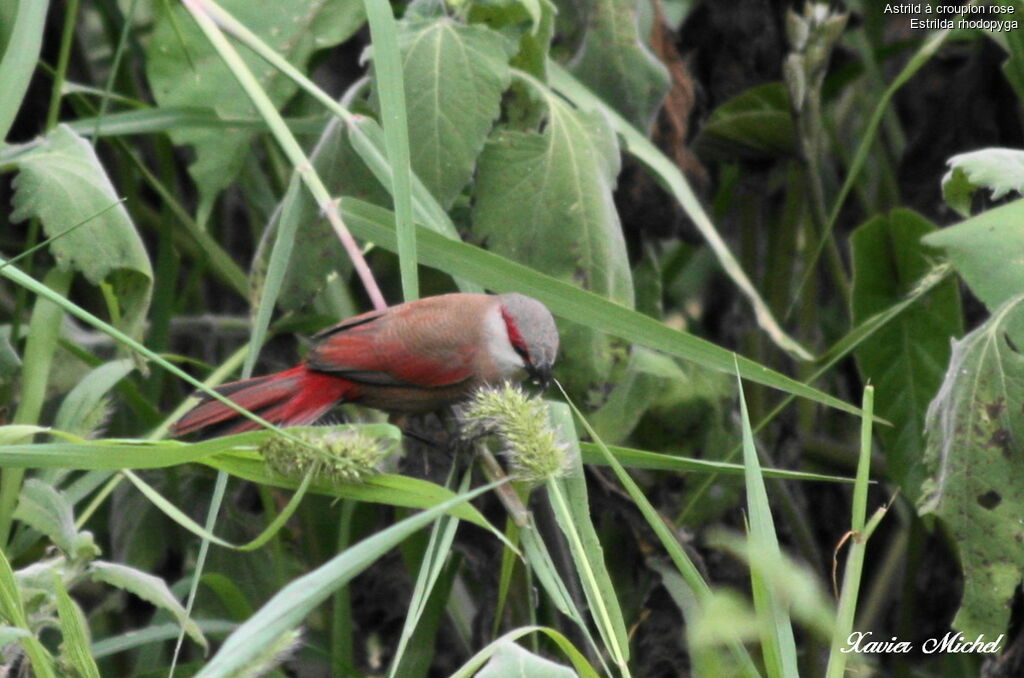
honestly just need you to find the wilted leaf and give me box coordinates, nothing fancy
[851,209,962,499]
[569,0,670,131]
[472,98,634,403]
[922,198,1024,311]
[89,561,206,649]
[11,125,152,341]
[146,0,365,205]
[942,148,1024,217]
[918,294,1024,637]
[475,641,578,678]
[395,17,513,208]
[13,479,78,555]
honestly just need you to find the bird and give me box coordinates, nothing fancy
[171,292,559,437]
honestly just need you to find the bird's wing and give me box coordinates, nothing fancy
[307,308,475,388]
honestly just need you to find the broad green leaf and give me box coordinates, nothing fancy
[475,641,578,678]
[88,561,206,649]
[850,209,962,499]
[922,198,1024,310]
[396,17,513,208]
[942,148,1024,217]
[12,479,78,555]
[549,64,811,359]
[918,294,1024,637]
[472,98,634,403]
[193,481,501,678]
[0,0,48,139]
[54,576,101,678]
[54,359,134,438]
[145,0,364,205]
[695,82,795,160]
[569,0,669,131]
[10,125,152,341]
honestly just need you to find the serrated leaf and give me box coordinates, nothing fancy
[569,0,669,131]
[145,0,365,205]
[922,198,1024,311]
[54,359,134,438]
[11,125,152,341]
[88,561,206,649]
[941,148,1024,217]
[472,98,633,403]
[396,18,513,208]
[918,294,1024,637]
[475,640,578,677]
[851,209,962,499]
[13,479,78,555]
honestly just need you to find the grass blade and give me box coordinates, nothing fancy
[735,358,798,678]
[363,0,417,301]
[193,479,505,678]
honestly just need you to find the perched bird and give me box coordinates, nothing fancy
[171,293,559,437]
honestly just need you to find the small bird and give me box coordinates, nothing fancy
[172,293,559,437]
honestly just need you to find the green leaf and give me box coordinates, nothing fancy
[475,641,579,678]
[0,0,48,139]
[549,64,811,360]
[941,148,1024,217]
[54,359,134,437]
[10,125,153,341]
[13,479,78,555]
[695,82,796,160]
[918,294,1024,637]
[472,98,634,402]
[922,198,1024,311]
[54,576,101,678]
[851,209,962,498]
[569,0,669,131]
[587,347,686,445]
[145,0,365,205]
[0,548,57,678]
[547,404,629,670]
[735,367,798,678]
[88,561,207,649]
[193,481,502,678]
[396,17,513,208]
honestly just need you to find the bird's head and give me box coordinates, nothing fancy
[497,293,560,390]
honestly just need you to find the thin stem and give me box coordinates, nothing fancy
[182,0,387,311]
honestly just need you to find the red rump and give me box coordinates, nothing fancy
[171,365,357,436]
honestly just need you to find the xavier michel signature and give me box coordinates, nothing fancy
[842,631,1003,655]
